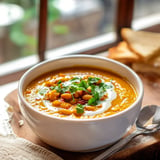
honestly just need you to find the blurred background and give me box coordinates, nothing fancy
[0,0,160,64]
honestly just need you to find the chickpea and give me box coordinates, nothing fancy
[60,102,72,109]
[52,100,61,107]
[46,90,60,101]
[82,94,92,101]
[77,90,83,97]
[74,90,83,98]
[85,106,96,111]
[58,109,72,115]
[61,93,72,100]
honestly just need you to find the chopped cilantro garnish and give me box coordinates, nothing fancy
[88,77,100,85]
[57,80,62,84]
[79,80,88,89]
[88,91,99,105]
[69,85,78,93]
[76,104,84,114]
[54,84,62,93]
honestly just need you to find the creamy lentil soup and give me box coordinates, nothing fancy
[24,67,137,119]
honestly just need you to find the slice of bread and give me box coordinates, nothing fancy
[132,62,160,75]
[108,41,140,63]
[121,28,160,60]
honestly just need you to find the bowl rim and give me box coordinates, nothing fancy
[18,54,144,122]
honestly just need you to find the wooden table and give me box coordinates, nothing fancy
[4,73,160,160]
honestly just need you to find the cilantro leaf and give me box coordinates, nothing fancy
[76,104,84,114]
[54,84,62,93]
[88,91,99,105]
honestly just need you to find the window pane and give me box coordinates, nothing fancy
[47,0,117,50]
[0,0,38,64]
[133,0,160,19]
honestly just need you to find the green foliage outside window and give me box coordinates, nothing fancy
[8,0,69,57]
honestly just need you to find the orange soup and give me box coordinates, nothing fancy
[24,67,137,119]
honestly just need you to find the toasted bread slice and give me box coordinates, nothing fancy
[121,28,160,60]
[108,41,140,63]
[132,62,160,75]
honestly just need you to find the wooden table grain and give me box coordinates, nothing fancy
[5,73,160,160]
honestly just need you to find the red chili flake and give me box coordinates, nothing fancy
[78,99,87,105]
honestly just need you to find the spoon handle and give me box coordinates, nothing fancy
[93,130,143,160]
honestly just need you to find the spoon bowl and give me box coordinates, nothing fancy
[136,105,160,131]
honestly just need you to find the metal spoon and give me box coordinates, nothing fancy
[93,105,160,160]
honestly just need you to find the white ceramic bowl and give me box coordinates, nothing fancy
[18,55,143,152]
